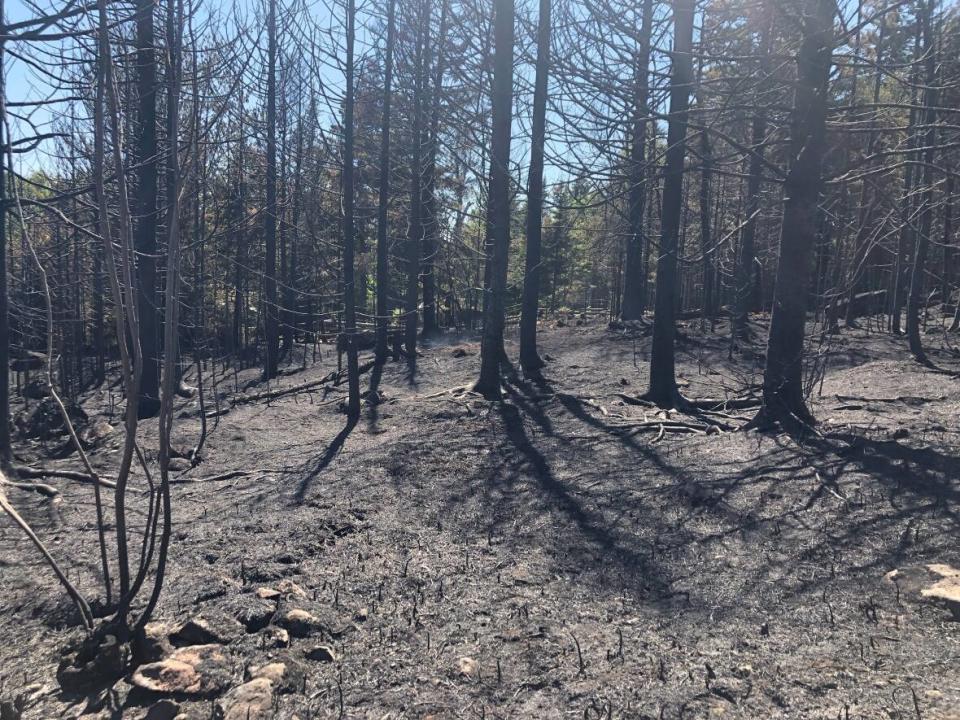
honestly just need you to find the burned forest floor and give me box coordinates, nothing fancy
[2,315,960,719]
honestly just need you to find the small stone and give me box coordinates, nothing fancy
[259,626,290,648]
[711,677,752,704]
[132,659,200,695]
[81,419,114,446]
[276,579,308,599]
[456,657,478,677]
[886,563,960,617]
[278,609,319,638]
[145,699,180,720]
[919,564,960,618]
[255,587,281,601]
[353,607,368,622]
[171,615,243,646]
[305,645,336,663]
[249,662,285,685]
[219,594,276,633]
[215,678,273,720]
[132,644,232,696]
[134,622,174,664]
[249,661,303,694]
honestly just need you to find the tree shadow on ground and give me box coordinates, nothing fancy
[294,414,358,503]
[366,360,384,432]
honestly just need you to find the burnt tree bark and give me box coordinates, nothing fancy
[421,0,448,341]
[375,0,396,362]
[519,0,550,376]
[0,25,8,464]
[905,0,938,364]
[341,0,360,417]
[262,0,279,380]
[135,0,161,417]
[733,9,771,339]
[620,0,653,321]
[475,0,514,399]
[754,0,834,428]
[645,0,695,408]
[404,0,430,357]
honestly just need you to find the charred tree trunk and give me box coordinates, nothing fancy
[519,0,550,376]
[135,0,161,418]
[891,19,923,336]
[341,0,360,417]
[733,11,771,339]
[262,0,279,380]
[404,0,430,357]
[905,0,938,364]
[0,37,8,463]
[375,0,396,362]
[475,0,514,399]
[754,0,834,428]
[844,13,885,328]
[645,0,695,408]
[699,127,715,327]
[620,0,653,321]
[421,0,447,341]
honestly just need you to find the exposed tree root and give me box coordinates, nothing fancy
[170,470,252,484]
[2,479,60,498]
[13,465,117,490]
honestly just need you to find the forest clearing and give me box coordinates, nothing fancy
[2,319,959,718]
[2,0,960,716]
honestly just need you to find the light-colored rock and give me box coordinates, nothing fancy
[886,563,960,618]
[81,419,114,446]
[276,579,308,599]
[249,662,286,685]
[135,622,173,662]
[456,657,478,677]
[255,587,281,601]
[919,564,960,618]
[278,609,319,638]
[215,679,273,720]
[259,626,290,648]
[132,644,232,696]
[249,661,303,694]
